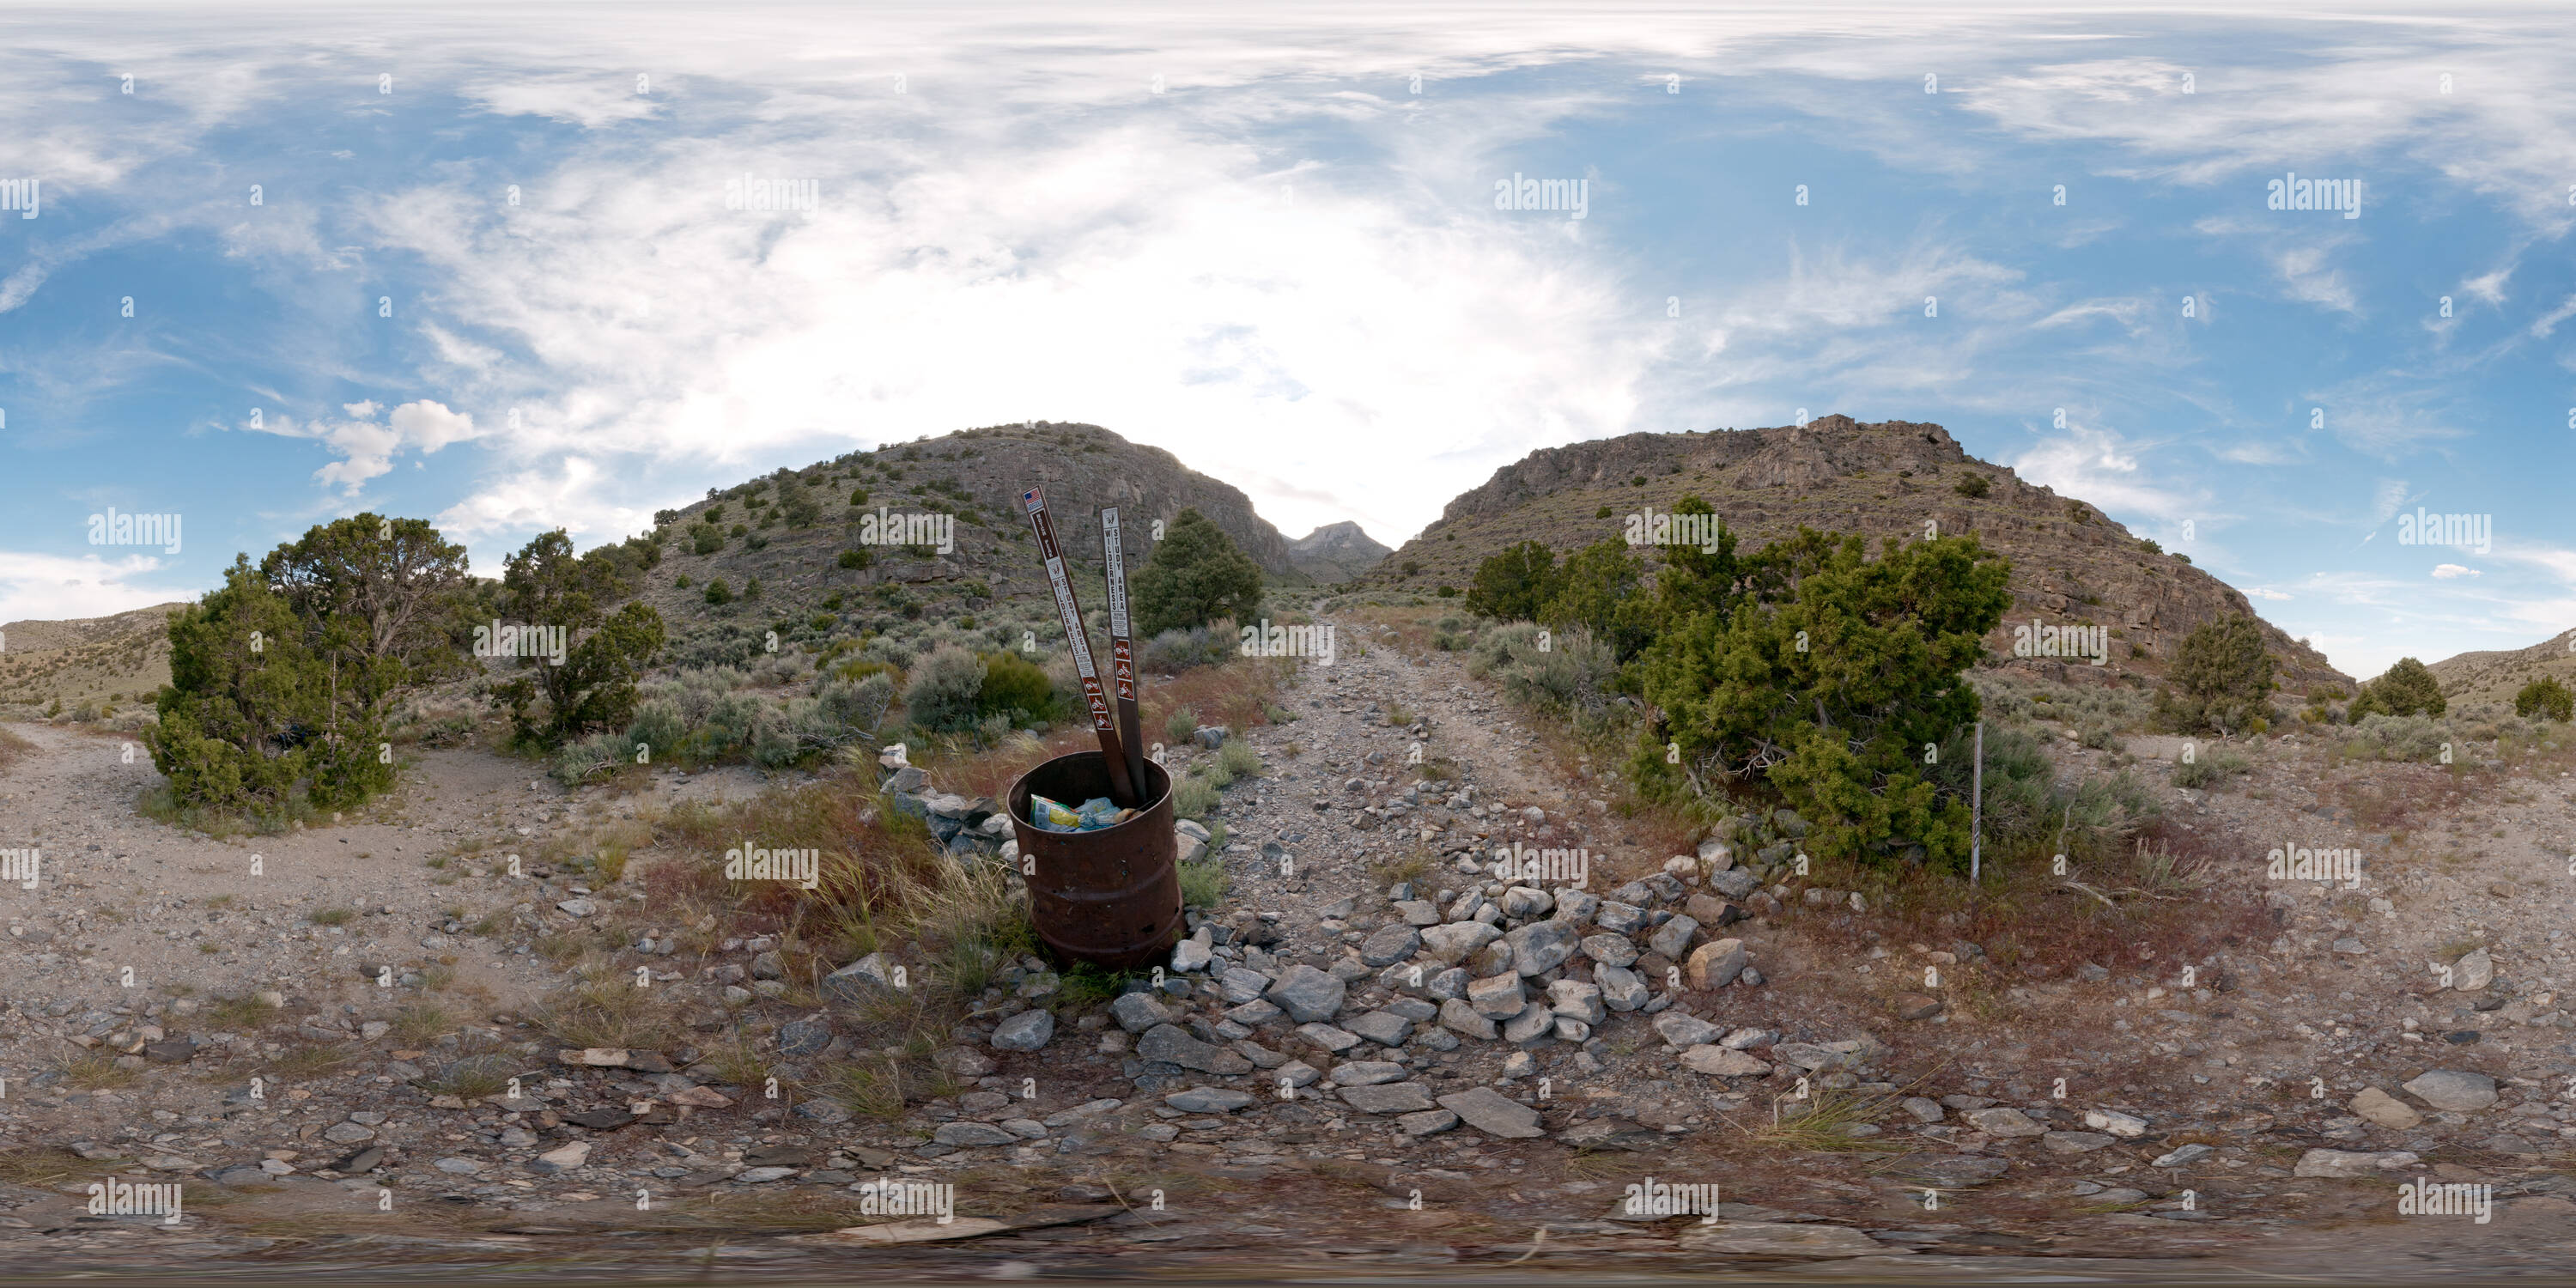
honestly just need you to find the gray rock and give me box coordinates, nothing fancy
[1901,1097,1945,1123]
[777,1018,832,1057]
[1595,964,1649,1012]
[1360,924,1421,967]
[1552,890,1601,926]
[1340,1082,1439,1115]
[1385,996,1438,1021]
[1344,1011,1414,1046]
[322,1121,377,1145]
[990,1009,1054,1052]
[1500,886,1554,919]
[2349,1087,2422,1130]
[1439,997,1500,1040]
[2403,1069,2497,1112]
[1419,921,1504,963]
[1646,915,1700,960]
[2293,1148,2418,1178]
[2042,1131,2117,1153]
[1171,931,1213,974]
[1297,1023,1362,1053]
[1651,1012,1722,1048]
[750,951,786,981]
[530,1141,591,1175]
[1708,868,1759,900]
[2084,1109,2149,1138]
[1111,993,1176,1034]
[1425,966,1470,1000]
[1267,964,1348,1023]
[1225,997,1284,1025]
[1594,902,1650,935]
[2454,947,2494,992]
[2149,1143,2214,1168]
[1546,980,1606,1024]
[1219,967,1275,1005]
[1165,1087,1255,1113]
[1398,1109,1459,1136]
[821,952,902,1006]
[1502,1001,1556,1044]
[1273,1060,1321,1088]
[1136,1024,1254,1074]
[1582,933,1639,968]
[1467,972,1526,1020]
[1679,1045,1771,1077]
[1504,919,1579,976]
[1394,900,1443,927]
[1964,1107,2047,1138]
[1330,1060,1408,1086]
[933,1121,1018,1147]
[1438,1087,1544,1138]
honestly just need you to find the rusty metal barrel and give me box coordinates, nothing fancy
[1008,750,1182,970]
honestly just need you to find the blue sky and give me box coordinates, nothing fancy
[3,2,2572,680]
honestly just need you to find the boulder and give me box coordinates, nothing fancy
[1266,965,1348,1023]
[2403,1069,2497,1113]
[1437,1087,1544,1138]
[1685,939,1747,990]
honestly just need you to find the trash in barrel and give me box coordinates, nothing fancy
[1009,750,1183,970]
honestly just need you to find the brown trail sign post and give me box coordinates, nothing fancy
[1021,485,1139,808]
[1100,507,1148,796]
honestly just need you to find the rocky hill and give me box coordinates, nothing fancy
[635,421,1313,664]
[1358,414,2349,696]
[0,602,185,716]
[2427,628,2576,714]
[1288,521,1392,583]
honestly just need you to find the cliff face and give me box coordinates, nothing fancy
[1367,414,2350,694]
[1289,521,1392,583]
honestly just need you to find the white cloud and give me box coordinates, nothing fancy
[241,399,481,493]
[2247,587,2292,600]
[2431,563,2479,579]
[0,550,198,628]
[2010,421,2196,522]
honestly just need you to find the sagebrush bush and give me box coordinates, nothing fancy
[1496,625,1617,720]
[976,650,1055,721]
[903,646,987,732]
[1164,704,1199,744]
[2339,713,2448,762]
[1139,623,1234,673]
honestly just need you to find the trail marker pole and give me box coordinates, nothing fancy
[1971,720,1984,886]
[1101,507,1147,798]
[1022,485,1139,808]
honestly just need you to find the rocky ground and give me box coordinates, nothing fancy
[3,616,2576,1279]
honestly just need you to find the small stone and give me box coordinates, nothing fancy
[1340,1082,1439,1115]
[1593,902,1649,935]
[1171,931,1213,974]
[933,1122,1018,1147]
[1136,1024,1254,1074]
[1546,980,1606,1025]
[1297,1023,1363,1053]
[2084,1109,2150,1138]
[1438,1087,1544,1138]
[990,1010,1054,1052]
[1680,1045,1771,1077]
[2293,1148,2418,1178]
[1267,965,1348,1023]
[1344,1011,1413,1046]
[1165,1087,1255,1113]
[1467,972,1526,1020]
[1110,993,1175,1034]
[1360,924,1420,967]
[1964,1108,2047,1138]
[2454,948,2494,992]
[1902,1097,1945,1123]
[1646,916,1699,960]
[1419,921,1503,963]
[1502,1001,1555,1043]
[531,1141,592,1175]
[2402,1069,2497,1112]
[1684,939,1747,990]
[1651,1012,1721,1048]
[1398,1109,1459,1137]
[1331,1060,1408,1086]
[1439,998,1499,1040]
[1892,993,1943,1020]
[556,898,597,918]
[1504,919,1579,976]
[2043,1131,2116,1153]
[1595,964,1649,1012]
[2350,1087,2422,1130]
[2150,1143,2214,1168]
[777,1018,831,1057]
[1395,900,1442,927]
[933,1048,997,1078]
[1273,1060,1321,1088]
[1581,934,1639,968]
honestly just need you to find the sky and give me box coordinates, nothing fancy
[2,1,2572,681]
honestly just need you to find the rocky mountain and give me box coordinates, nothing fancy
[1287,521,1392,584]
[1358,414,2349,695]
[2427,629,2576,714]
[631,421,1313,663]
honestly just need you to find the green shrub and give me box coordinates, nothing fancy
[1177,856,1229,908]
[1131,508,1263,635]
[1953,473,1990,498]
[2515,676,2573,723]
[2356,657,2445,719]
[1465,540,1557,622]
[1139,624,1232,672]
[2171,748,2250,788]
[1164,704,1199,744]
[1218,739,1262,778]
[690,524,724,555]
[2150,617,2276,735]
[703,579,732,605]
[1172,775,1220,820]
[902,646,987,732]
[975,649,1054,721]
